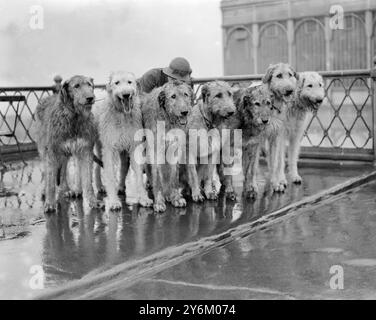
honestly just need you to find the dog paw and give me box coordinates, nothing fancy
[191,190,205,202]
[106,198,122,211]
[226,191,237,201]
[171,197,187,208]
[64,190,82,198]
[138,195,153,207]
[44,203,56,213]
[118,188,126,196]
[153,201,166,212]
[205,190,218,200]
[291,174,302,184]
[97,187,106,195]
[272,183,285,193]
[86,197,103,209]
[279,178,288,187]
[245,185,258,199]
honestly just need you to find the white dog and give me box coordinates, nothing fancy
[286,71,324,183]
[92,71,153,210]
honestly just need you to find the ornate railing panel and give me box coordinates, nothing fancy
[0,69,375,163]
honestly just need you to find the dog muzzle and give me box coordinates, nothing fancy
[118,93,133,113]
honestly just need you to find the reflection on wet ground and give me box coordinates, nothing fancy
[0,159,371,299]
[109,181,376,300]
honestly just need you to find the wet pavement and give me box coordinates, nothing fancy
[112,181,376,300]
[0,158,372,299]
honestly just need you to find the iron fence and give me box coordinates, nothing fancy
[0,69,375,164]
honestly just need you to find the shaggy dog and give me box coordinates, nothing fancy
[142,80,193,212]
[186,81,236,202]
[233,85,275,199]
[286,71,324,183]
[262,63,298,192]
[35,75,98,212]
[92,71,153,211]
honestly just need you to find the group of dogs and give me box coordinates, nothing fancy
[35,62,325,213]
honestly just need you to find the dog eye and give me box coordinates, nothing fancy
[227,91,232,97]
[266,101,271,105]
[215,93,223,99]
[254,102,260,107]
[171,94,176,99]
[184,93,189,97]
[319,83,323,87]
[115,81,120,85]
[74,84,80,89]
[307,84,313,88]
[128,81,132,84]
[276,73,282,79]
[288,72,293,77]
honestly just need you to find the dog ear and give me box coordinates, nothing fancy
[290,67,299,80]
[201,84,210,103]
[60,80,71,104]
[262,64,276,84]
[158,90,166,109]
[90,77,94,87]
[106,74,113,93]
[232,88,243,106]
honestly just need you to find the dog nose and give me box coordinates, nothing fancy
[227,110,235,116]
[285,90,293,96]
[181,110,189,116]
[262,119,269,124]
[316,98,323,104]
[86,97,94,104]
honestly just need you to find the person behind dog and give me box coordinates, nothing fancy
[138,57,192,93]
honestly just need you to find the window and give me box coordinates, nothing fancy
[265,25,277,37]
[305,20,318,34]
[234,28,248,40]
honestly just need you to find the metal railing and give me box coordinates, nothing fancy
[0,68,375,164]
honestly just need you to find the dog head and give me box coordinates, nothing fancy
[235,85,274,129]
[295,71,325,111]
[60,75,95,113]
[201,81,236,120]
[262,63,298,101]
[158,80,193,126]
[106,71,137,113]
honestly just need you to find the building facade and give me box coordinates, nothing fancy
[221,0,376,74]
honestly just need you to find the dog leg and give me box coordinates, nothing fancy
[118,151,129,195]
[187,164,204,202]
[152,164,166,212]
[44,155,57,212]
[203,163,218,200]
[218,162,236,201]
[277,133,287,188]
[288,118,305,184]
[269,135,284,192]
[94,142,105,194]
[168,164,186,207]
[79,151,99,208]
[40,158,47,200]
[130,154,153,207]
[59,157,73,197]
[102,148,122,211]
[70,157,82,197]
[243,143,260,199]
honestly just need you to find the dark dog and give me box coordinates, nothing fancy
[35,75,99,212]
